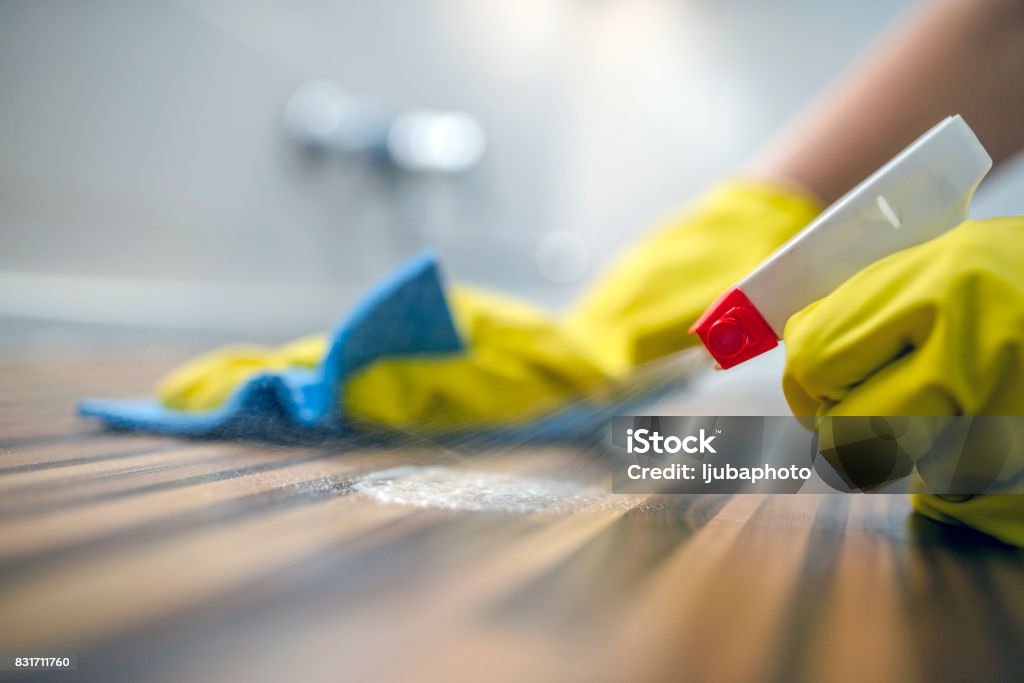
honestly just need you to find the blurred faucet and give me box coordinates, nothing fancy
[284,80,486,173]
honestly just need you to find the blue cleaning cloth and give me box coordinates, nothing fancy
[79,252,670,442]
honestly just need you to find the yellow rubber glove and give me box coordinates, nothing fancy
[346,286,614,429]
[782,217,1024,546]
[158,334,325,411]
[564,181,821,375]
[158,180,821,430]
[156,287,610,428]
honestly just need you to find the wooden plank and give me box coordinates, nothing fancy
[0,339,1022,682]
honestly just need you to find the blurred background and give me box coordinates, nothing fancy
[2,0,1024,337]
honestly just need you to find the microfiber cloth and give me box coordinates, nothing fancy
[78,252,675,443]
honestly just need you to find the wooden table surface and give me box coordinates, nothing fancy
[1,326,1023,683]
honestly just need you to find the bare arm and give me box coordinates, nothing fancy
[753,0,1024,204]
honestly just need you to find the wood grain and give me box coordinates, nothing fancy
[0,337,1022,683]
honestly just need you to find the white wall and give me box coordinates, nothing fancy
[2,0,1020,335]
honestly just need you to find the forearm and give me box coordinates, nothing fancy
[753,0,1024,204]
